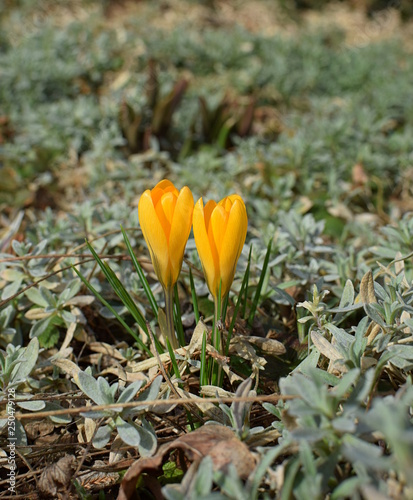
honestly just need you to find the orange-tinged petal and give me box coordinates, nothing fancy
[151,181,178,206]
[160,191,176,228]
[194,194,248,300]
[204,199,216,231]
[193,198,218,297]
[138,190,170,287]
[154,193,173,239]
[210,204,228,255]
[220,198,248,297]
[169,186,194,284]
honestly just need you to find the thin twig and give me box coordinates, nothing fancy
[15,394,297,421]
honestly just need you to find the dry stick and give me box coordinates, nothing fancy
[15,449,39,489]
[146,321,205,425]
[0,392,83,405]
[0,226,144,265]
[15,394,297,421]
[0,253,108,263]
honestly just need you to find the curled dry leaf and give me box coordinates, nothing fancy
[51,357,81,379]
[89,341,127,360]
[359,270,377,305]
[245,336,286,356]
[366,322,382,345]
[175,387,223,421]
[230,336,267,371]
[25,420,54,440]
[117,424,256,500]
[38,454,77,499]
[200,385,233,398]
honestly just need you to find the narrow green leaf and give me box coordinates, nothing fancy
[121,226,158,318]
[72,265,151,355]
[174,284,185,348]
[200,330,207,387]
[189,268,200,324]
[241,245,252,319]
[225,262,249,356]
[248,239,272,325]
[221,292,229,329]
[166,339,181,383]
[86,240,148,334]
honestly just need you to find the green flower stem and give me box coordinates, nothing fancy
[164,286,178,350]
[211,290,223,386]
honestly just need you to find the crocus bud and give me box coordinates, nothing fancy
[138,180,194,290]
[193,194,247,300]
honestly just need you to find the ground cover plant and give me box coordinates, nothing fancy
[1,0,413,498]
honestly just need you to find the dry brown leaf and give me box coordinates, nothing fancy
[400,310,411,335]
[130,346,192,372]
[60,322,76,352]
[244,428,281,447]
[100,365,128,384]
[89,341,126,360]
[175,387,223,421]
[311,330,342,362]
[311,331,346,374]
[51,358,81,379]
[366,322,382,345]
[25,420,54,440]
[230,337,267,372]
[38,454,77,499]
[246,336,286,356]
[359,270,377,304]
[200,385,233,398]
[117,424,256,500]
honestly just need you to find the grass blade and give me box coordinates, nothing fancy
[121,225,158,318]
[248,239,272,326]
[166,338,181,382]
[221,292,229,329]
[241,245,253,319]
[86,240,146,328]
[174,284,185,347]
[72,266,151,356]
[200,329,207,387]
[189,268,200,324]
[225,256,250,356]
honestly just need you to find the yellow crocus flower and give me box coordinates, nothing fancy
[138,180,194,290]
[193,194,248,300]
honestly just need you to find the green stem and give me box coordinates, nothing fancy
[164,286,178,350]
[211,291,222,386]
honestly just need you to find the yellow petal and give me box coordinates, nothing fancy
[155,179,177,192]
[138,190,170,288]
[204,199,216,230]
[219,198,248,297]
[193,198,218,297]
[151,180,178,206]
[154,192,174,239]
[210,204,228,255]
[169,186,194,284]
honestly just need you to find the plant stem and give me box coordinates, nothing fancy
[211,293,222,386]
[164,286,178,350]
